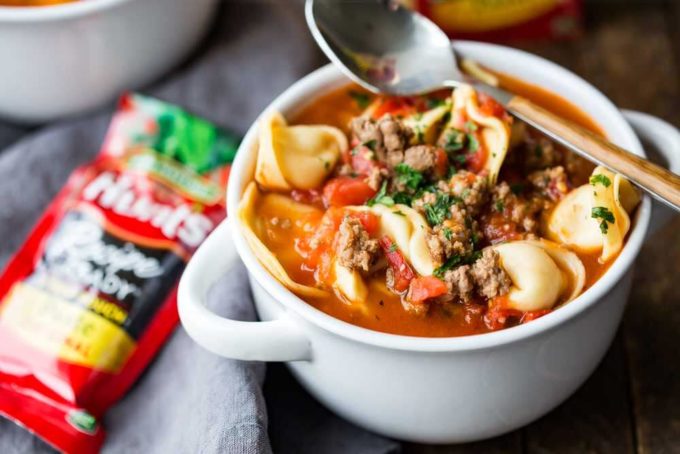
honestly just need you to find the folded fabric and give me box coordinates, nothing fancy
[0,1,399,453]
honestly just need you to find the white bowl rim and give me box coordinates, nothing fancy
[227,41,651,353]
[0,0,132,22]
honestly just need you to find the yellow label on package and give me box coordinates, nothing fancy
[0,282,136,373]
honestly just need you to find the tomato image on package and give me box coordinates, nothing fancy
[0,93,238,453]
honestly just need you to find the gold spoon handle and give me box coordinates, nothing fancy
[506,95,680,211]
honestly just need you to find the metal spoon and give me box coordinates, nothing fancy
[306,0,680,211]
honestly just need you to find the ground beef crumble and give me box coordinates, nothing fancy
[335,217,379,273]
[441,248,510,302]
[425,221,474,266]
[470,248,512,299]
[350,115,411,166]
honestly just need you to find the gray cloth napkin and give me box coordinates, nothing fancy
[0,1,399,453]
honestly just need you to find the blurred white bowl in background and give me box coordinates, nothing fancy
[0,0,219,123]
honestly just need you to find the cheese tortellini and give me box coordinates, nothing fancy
[255,111,346,190]
[492,239,586,312]
[438,84,511,185]
[237,182,329,298]
[545,166,640,262]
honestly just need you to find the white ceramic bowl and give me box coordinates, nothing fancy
[178,42,680,443]
[0,0,218,123]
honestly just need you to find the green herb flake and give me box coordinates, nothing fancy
[443,227,453,241]
[393,210,406,216]
[363,139,378,151]
[394,163,424,190]
[393,191,413,206]
[495,200,505,212]
[467,134,479,153]
[443,130,465,153]
[433,255,463,278]
[349,90,372,109]
[350,147,360,156]
[424,192,453,226]
[534,145,543,158]
[510,183,524,195]
[367,181,395,207]
[389,243,398,252]
[589,174,612,188]
[465,121,478,132]
[591,206,615,234]
[426,97,446,109]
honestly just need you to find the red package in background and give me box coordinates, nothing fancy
[0,93,239,453]
[407,0,583,42]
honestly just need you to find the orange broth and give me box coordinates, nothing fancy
[254,79,618,337]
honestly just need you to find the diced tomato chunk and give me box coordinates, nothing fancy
[434,148,449,177]
[350,146,383,175]
[372,97,419,119]
[322,177,377,207]
[465,132,487,174]
[478,93,507,119]
[520,309,551,324]
[379,236,415,293]
[408,276,448,304]
[352,211,380,236]
[484,296,522,330]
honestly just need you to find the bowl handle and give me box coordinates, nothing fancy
[178,219,311,361]
[622,110,680,234]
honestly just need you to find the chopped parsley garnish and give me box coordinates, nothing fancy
[432,250,482,279]
[393,210,406,217]
[394,163,424,190]
[447,166,458,178]
[349,90,371,109]
[413,112,424,121]
[363,139,378,151]
[467,134,479,153]
[591,206,615,234]
[442,227,453,240]
[367,181,394,207]
[433,255,463,278]
[388,243,398,252]
[589,174,612,187]
[443,130,465,153]
[510,183,524,195]
[534,145,543,158]
[495,200,505,212]
[465,121,478,132]
[424,192,454,226]
[452,154,467,165]
[350,147,360,156]
[393,191,413,206]
[426,97,446,109]
[415,127,425,143]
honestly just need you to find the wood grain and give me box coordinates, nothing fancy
[507,95,680,209]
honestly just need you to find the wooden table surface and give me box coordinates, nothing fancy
[407,1,680,453]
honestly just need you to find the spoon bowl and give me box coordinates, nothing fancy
[305,0,680,211]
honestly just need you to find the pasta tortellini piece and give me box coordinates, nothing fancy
[438,84,511,185]
[545,166,640,262]
[332,260,368,307]
[403,102,451,145]
[255,111,346,190]
[493,239,585,312]
[353,204,436,277]
[237,182,329,298]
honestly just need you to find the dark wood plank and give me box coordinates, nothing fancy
[402,433,521,454]
[523,334,636,454]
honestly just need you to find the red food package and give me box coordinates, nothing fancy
[0,93,239,453]
[410,0,583,42]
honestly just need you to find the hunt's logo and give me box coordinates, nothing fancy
[82,171,214,248]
